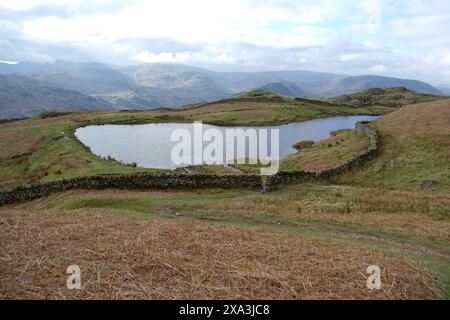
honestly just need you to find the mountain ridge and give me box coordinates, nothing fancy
[258,81,310,97]
[1,61,441,96]
[0,61,444,119]
[0,74,113,119]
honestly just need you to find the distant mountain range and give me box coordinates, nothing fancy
[258,81,310,97]
[0,74,112,119]
[0,60,445,119]
[437,86,450,96]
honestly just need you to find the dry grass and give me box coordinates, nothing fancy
[0,208,438,300]
[0,128,43,160]
[281,130,370,171]
[377,99,450,136]
[176,102,261,116]
[193,185,450,242]
[201,198,450,242]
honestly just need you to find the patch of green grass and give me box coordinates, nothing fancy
[62,197,161,215]
[57,189,249,216]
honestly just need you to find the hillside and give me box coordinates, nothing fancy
[0,75,112,119]
[175,90,386,125]
[119,63,216,89]
[319,75,442,97]
[334,99,450,191]
[96,86,231,111]
[327,87,446,108]
[258,81,309,97]
[0,98,449,299]
[0,60,134,94]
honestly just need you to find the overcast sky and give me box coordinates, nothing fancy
[1,0,450,85]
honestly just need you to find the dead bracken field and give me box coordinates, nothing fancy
[0,208,438,300]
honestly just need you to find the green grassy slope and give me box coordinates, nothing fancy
[280,129,370,172]
[327,87,445,108]
[333,99,450,191]
[178,90,388,126]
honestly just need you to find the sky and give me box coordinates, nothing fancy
[0,0,450,85]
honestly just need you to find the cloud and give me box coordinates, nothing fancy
[0,0,449,84]
[340,54,360,62]
[369,64,386,72]
[134,50,235,65]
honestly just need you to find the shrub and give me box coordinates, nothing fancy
[292,140,315,150]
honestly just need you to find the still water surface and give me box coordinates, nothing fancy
[75,116,378,169]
